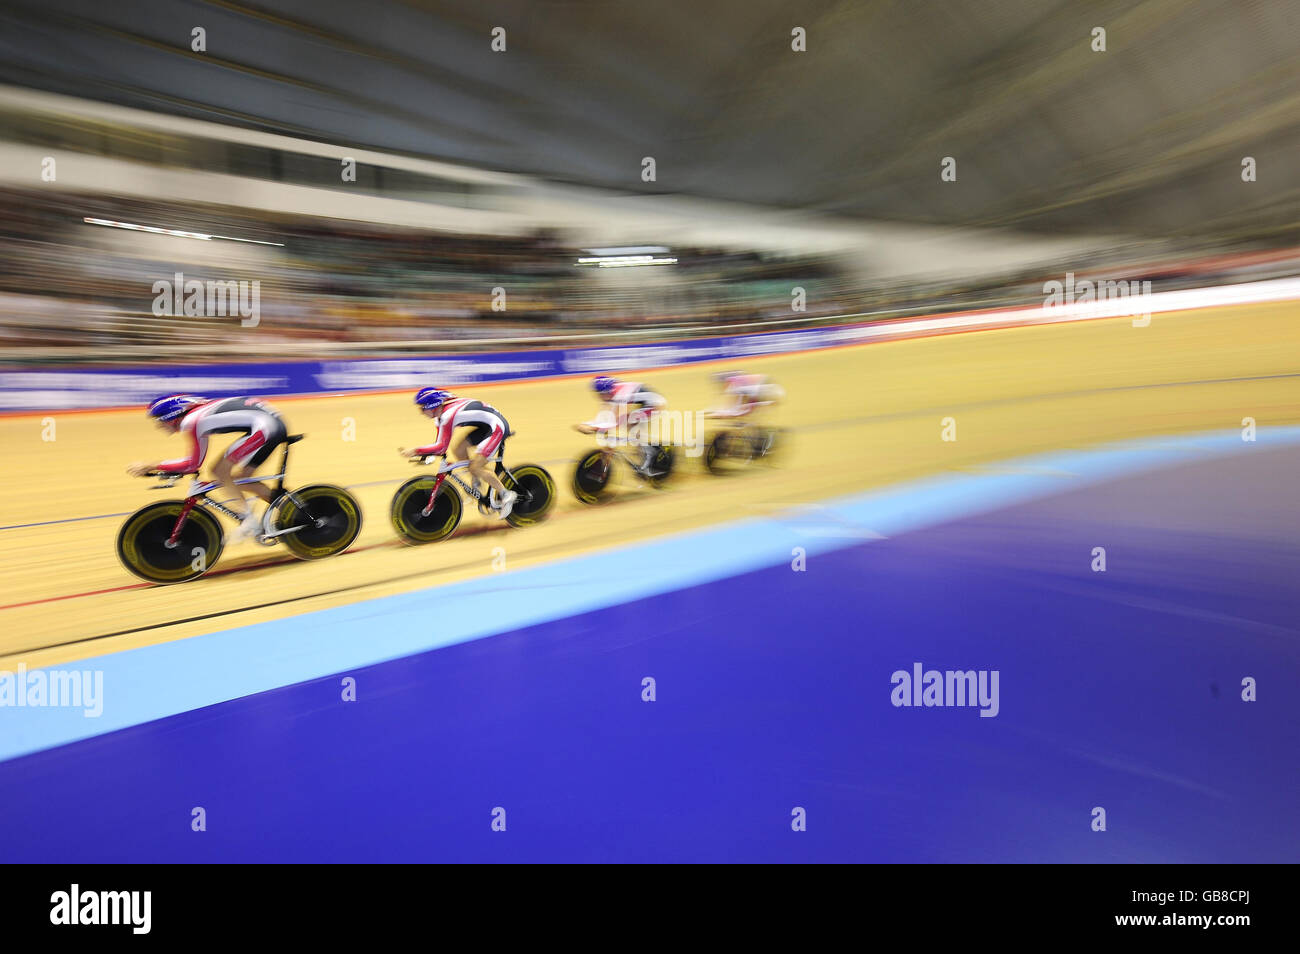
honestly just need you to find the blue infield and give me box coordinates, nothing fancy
[0,428,1296,862]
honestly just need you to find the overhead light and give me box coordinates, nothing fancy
[576,254,677,267]
[597,257,677,268]
[83,217,285,246]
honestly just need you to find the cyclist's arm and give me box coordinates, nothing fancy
[721,386,751,415]
[580,401,620,432]
[635,390,667,411]
[156,422,206,474]
[707,394,744,418]
[412,413,455,456]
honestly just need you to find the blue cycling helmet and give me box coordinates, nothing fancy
[147,394,206,423]
[415,387,451,410]
[592,375,616,396]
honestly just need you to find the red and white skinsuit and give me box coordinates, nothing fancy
[157,397,286,474]
[715,374,782,418]
[412,398,510,459]
[583,381,666,435]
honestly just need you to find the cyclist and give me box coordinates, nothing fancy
[707,371,783,421]
[127,394,288,541]
[574,375,669,477]
[398,387,517,520]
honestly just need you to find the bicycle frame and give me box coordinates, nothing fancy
[727,424,774,451]
[417,450,517,516]
[588,437,654,475]
[589,433,645,459]
[156,438,305,546]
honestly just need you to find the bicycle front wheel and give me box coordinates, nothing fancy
[116,501,224,584]
[390,477,462,544]
[572,449,613,504]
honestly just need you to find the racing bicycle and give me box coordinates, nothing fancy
[703,424,784,474]
[390,450,556,544]
[572,438,675,504]
[116,435,363,584]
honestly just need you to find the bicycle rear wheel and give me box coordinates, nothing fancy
[503,464,556,527]
[276,484,363,560]
[646,446,675,487]
[116,501,224,584]
[756,427,784,461]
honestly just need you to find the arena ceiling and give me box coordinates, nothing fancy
[1,0,1297,238]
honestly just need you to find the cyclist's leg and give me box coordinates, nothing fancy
[642,409,671,474]
[450,431,472,464]
[469,429,509,496]
[235,440,283,504]
[624,408,654,472]
[217,424,283,536]
[209,455,251,518]
[230,418,285,504]
[468,460,508,497]
[470,431,514,519]
[750,385,781,428]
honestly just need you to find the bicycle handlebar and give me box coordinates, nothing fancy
[410,450,503,471]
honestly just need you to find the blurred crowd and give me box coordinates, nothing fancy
[1,185,1296,364]
[0,187,861,358]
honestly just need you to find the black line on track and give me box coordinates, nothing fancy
[10,368,1299,656]
[5,370,1296,532]
[9,497,710,656]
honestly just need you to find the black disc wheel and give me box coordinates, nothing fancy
[391,477,462,544]
[646,446,675,487]
[502,464,556,527]
[116,501,224,584]
[704,433,730,474]
[572,449,613,505]
[276,484,363,559]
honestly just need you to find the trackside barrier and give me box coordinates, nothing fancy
[3,277,1298,413]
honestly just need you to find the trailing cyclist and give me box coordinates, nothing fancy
[574,375,669,478]
[398,387,518,520]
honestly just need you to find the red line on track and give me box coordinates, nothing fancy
[0,581,151,610]
[0,499,590,614]
[0,538,402,612]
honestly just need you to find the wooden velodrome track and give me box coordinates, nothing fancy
[1,299,1296,672]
